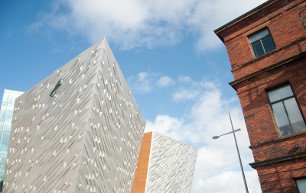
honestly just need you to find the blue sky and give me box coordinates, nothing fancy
[1,0,267,192]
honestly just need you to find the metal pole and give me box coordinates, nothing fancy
[228,112,249,193]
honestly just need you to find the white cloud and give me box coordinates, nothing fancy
[146,115,182,140]
[32,0,267,51]
[179,75,193,83]
[172,89,199,102]
[171,76,217,102]
[186,0,268,51]
[129,72,175,93]
[157,76,175,87]
[146,80,261,193]
[133,72,155,93]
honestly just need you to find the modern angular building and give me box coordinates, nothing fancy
[3,39,146,193]
[215,0,306,192]
[132,132,197,193]
[0,89,23,191]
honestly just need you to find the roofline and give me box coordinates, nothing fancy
[214,0,276,42]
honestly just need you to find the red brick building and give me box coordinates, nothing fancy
[215,0,306,192]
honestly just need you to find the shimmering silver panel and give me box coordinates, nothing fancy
[145,132,197,193]
[3,38,145,193]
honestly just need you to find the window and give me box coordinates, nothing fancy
[296,178,306,193]
[249,28,275,58]
[50,79,62,97]
[268,84,306,137]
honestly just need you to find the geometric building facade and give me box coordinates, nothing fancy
[0,89,23,191]
[215,0,306,192]
[132,132,197,193]
[3,39,146,193]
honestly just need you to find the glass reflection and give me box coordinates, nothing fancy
[268,85,306,137]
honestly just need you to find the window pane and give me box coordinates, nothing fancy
[5,111,13,120]
[1,132,10,145]
[284,98,306,133]
[0,155,6,165]
[2,120,12,132]
[7,96,16,105]
[0,112,4,122]
[272,102,293,137]
[0,166,4,179]
[0,145,7,158]
[249,28,270,43]
[262,35,275,53]
[296,179,306,193]
[268,85,293,102]
[252,41,265,58]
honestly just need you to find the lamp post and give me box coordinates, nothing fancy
[212,112,249,193]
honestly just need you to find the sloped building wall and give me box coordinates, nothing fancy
[145,132,197,193]
[74,40,146,193]
[132,132,197,193]
[3,39,145,193]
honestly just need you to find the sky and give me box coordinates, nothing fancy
[0,0,268,192]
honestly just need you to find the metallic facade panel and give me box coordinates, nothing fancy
[145,132,197,193]
[3,39,145,193]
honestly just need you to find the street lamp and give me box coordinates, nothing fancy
[212,128,241,139]
[212,112,250,193]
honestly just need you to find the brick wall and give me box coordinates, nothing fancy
[224,0,305,80]
[236,58,306,146]
[237,55,306,193]
[237,56,306,193]
[215,0,306,192]
[257,160,306,193]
